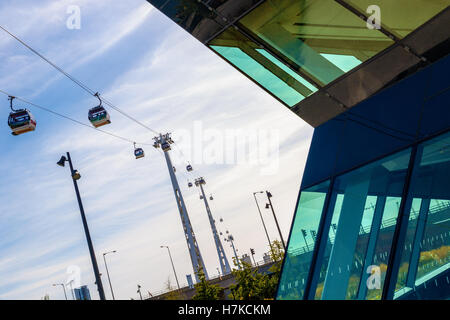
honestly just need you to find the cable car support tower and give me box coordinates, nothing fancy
[195,177,231,276]
[153,133,208,282]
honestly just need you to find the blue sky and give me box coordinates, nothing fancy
[0,0,312,299]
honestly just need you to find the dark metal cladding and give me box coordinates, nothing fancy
[147,0,264,43]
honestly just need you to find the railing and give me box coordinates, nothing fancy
[287,201,450,258]
[143,258,275,299]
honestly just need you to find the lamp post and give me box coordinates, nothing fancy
[103,250,117,300]
[52,283,67,300]
[265,191,286,250]
[137,284,143,300]
[253,191,272,252]
[57,152,106,300]
[160,245,181,290]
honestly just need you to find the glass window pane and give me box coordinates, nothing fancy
[312,148,412,300]
[239,0,395,85]
[393,131,450,300]
[277,180,330,300]
[345,0,450,38]
[209,28,318,107]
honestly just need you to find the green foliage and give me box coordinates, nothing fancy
[228,240,285,300]
[192,268,224,300]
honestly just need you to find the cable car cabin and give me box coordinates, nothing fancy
[161,141,171,152]
[186,165,193,172]
[209,195,214,200]
[134,148,145,159]
[88,106,110,128]
[188,182,193,188]
[8,109,36,135]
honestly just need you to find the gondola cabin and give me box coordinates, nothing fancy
[161,141,171,152]
[188,182,193,188]
[186,165,193,172]
[8,109,36,135]
[134,148,145,159]
[88,106,110,128]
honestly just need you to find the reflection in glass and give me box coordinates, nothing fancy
[209,28,317,107]
[312,148,412,300]
[239,0,394,85]
[148,0,224,42]
[394,132,450,300]
[345,0,450,38]
[277,180,330,300]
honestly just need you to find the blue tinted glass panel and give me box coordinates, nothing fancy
[209,28,318,107]
[394,131,450,300]
[277,180,330,300]
[313,148,411,300]
[211,46,305,106]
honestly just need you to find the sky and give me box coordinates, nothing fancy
[0,0,313,300]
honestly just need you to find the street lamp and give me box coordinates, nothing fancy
[57,152,106,300]
[264,191,286,250]
[253,191,272,252]
[160,245,181,290]
[103,250,117,300]
[137,284,143,300]
[52,283,67,300]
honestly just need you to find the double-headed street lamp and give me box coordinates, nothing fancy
[161,245,180,290]
[57,152,106,300]
[264,191,286,250]
[253,191,272,251]
[52,283,67,300]
[103,250,117,300]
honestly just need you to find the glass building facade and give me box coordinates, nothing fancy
[278,55,450,300]
[147,0,450,299]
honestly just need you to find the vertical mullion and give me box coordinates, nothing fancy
[382,145,422,299]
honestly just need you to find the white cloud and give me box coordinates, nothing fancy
[0,0,313,300]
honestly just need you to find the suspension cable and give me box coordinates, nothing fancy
[0,89,153,146]
[0,24,159,135]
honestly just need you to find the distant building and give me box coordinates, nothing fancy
[74,285,91,300]
[241,254,252,266]
[263,253,273,264]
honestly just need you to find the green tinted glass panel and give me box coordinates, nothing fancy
[209,28,317,107]
[346,0,450,38]
[312,148,411,300]
[277,180,330,300]
[239,0,394,85]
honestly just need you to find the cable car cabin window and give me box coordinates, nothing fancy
[88,107,107,121]
[135,148,144,158]
[9,111,31,128]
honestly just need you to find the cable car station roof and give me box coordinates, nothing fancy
[147,0,450,127]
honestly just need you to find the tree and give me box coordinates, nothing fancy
[228,240,285,300]
[192,268,224,300]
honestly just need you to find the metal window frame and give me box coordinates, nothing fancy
[277,126,450,300]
